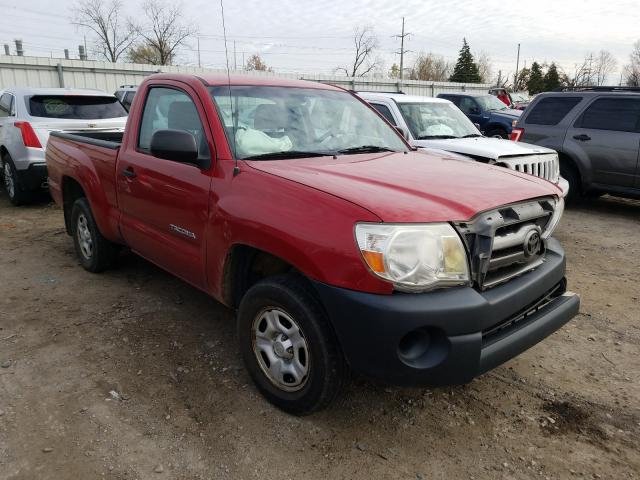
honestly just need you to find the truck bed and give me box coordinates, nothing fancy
[49,130,124,149]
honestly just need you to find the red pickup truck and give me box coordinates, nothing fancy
[46,74,579,414]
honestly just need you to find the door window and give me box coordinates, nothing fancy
[525,97,582,125]
[458,97,478,115]
[138,87,210,159]
[575,98,640,133]
[370,103,397,126]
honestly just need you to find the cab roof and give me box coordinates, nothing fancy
[357,91,453,104]
[148,73,343,91]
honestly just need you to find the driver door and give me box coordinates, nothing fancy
[117,84,214,290]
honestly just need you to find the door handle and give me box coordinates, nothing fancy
[573,134,591,141]
[122,167,136,178]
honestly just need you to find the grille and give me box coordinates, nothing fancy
[497,154,559,182]
[456,198,556,290]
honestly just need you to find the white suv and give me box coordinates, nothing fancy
[0,87,128,205]
[358,92,569,196]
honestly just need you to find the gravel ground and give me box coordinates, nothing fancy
[0,191,638,480]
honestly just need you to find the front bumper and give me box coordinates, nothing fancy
[311,238,579,386]
[557,176,570,198]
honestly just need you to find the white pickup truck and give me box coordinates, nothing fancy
[358,92,569,196]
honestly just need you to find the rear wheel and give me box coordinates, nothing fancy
[485,128,509,139]
[238,275,347,415]
[71,197,118,272]
[2,156,30,206]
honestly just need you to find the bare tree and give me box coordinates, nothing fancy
[593,50,617,86]
[336,26,379,77]
[72,0,137,62]
[475,51,492,83]
[245,54,272,72]
[132,0,197,66]
[409,52,450,81]
[624,40,640,86]
[562,57,593,88]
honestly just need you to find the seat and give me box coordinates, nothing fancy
[167,101,210,158]
[253,104,287,137]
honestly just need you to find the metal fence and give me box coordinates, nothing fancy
[0,55,490,96]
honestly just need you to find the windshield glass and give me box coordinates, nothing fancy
[397,102,480,139]
[476,95,509,111]
[209,86,407,159]
[28,95,127,119]
[511,93,528,102]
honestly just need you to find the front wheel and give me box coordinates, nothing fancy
[71,197,118,272]
[238,275,347,415]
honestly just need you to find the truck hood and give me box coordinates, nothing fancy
[246,150,560,223]
[491,108,522,120]
[413,137,555,161]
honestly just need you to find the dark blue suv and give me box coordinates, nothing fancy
[437,93,522,139]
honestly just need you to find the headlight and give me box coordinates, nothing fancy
[355,223,470,292]
[542,197,564,239]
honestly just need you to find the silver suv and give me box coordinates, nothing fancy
[0,87,128,205]
[512,87,640,202]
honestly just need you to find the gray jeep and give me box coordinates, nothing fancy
[512,87,640,202]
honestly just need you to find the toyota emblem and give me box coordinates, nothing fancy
[523,230,541,257]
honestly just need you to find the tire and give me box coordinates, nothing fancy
[70,197,118,272]
[560,161,581,205]
[238,274,347,415]
[2,155,31,206]
[485,128,509,139]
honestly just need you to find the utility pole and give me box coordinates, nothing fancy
[197,37,201,67]
[393,17,411,81]
[234,40,237,70]
[83,35,87,60]
[514,43,520,89]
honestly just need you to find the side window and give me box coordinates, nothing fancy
[525,96,582,126]
[440,95,459,106]
[458,97,477,115]
[0,93,14,117]
[576,98,640,133]
[370,103,397,126]
[138,87,210,159]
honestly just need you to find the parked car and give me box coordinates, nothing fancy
[0,87,128,205]
[46,73,579,415]
[511,87,640,202]
[114,85,138,112]
[510,92,531,110]
[358,92,568,196]
[438,92,522,139]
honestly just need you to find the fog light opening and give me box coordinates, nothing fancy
[397,327,450,369]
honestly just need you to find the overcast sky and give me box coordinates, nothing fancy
[1,0,639,83]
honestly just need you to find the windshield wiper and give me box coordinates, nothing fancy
[416,135,458,140]
[461,134,482,138]
[242,150,332,160]
[338,145,397,155]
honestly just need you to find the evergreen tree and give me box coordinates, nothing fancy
[543,62,561,91]
[527,62,545,94]
[449,39,482,83]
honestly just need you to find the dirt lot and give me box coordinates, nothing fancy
[0,190,638,480]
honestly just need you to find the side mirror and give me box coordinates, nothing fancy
[394,125,410,141]
[474,123,481,130]
[150,129,198,164]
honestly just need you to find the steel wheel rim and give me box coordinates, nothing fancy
[76,214,93,259]
[4,163,14,199]
[252,307,310,392]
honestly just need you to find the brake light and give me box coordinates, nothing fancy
[14,122,42,148]
[510,127,524,142]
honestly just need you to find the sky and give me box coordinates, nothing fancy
[1,0,639,83]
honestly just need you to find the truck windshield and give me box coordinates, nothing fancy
[209,86,408,159]
[397,102,481,140]
[28,95,128,119]
[476,95,509,112]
